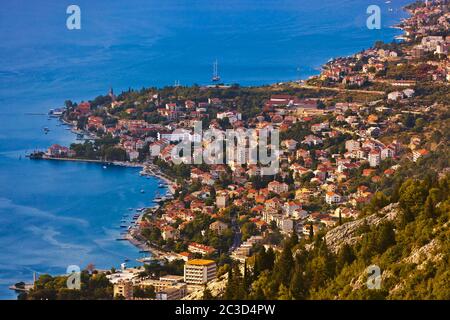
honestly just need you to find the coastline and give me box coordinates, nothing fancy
[42,2,410,265]
[38,115,180,262]
[14,1,413,291]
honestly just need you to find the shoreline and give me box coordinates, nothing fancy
[17,1,412,290]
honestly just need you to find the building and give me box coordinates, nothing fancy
[140,276,187,300]
[368,150,381,167]
[268,181,289,194]
[216,192,229,208]
[209,220,228,235]
[47,144,71,157]
[113,280,133,300]
[413,149,429,162]
[345,140,360,152]
[155,284,187,300]
[325,192,342,205]
[184,259,217,285]
[161,225,176,240]
[188,242,216,256]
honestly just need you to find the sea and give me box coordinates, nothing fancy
[0,0,410,299]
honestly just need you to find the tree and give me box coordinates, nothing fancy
[398,179,428,224]
[273,242,294,287]
[289,265,307,300]
[336,244,355,270]
[290,232,299,248]
[376,222,396,254]
[277,284,292,300]
[202,288,213,300]
[309,224,314,241]
[423,188,440,219]
[104,147,127,161]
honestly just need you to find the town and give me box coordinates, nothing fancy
[22,0,449,300]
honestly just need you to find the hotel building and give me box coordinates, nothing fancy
[184,259,217,285]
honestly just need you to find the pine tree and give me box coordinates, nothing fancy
[290,265,307,300]
[376,222,396,253]
[273,242,294,287]
[290,232,299,248]
[336,243,355,271]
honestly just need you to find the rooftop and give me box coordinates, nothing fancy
[186,259,216,266]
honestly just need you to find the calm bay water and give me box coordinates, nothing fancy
[0,0,409,298]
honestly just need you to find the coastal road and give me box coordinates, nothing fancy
[296,83,386,95]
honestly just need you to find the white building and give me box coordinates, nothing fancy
[368,150,381,167]
[184,260,216,285]
[325,192,342,205]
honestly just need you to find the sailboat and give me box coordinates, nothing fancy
[212,59,221,82]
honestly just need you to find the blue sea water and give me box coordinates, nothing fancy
[0,0,410,299]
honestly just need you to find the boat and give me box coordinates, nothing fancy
[140,189,145,193]
[212,59,221,82]
[128,208,133,211]
[103,165,107,169]
[158,183,166,188]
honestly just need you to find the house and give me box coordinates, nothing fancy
[381,147,395,160]
[188,243,216,256]
[345,140,360,152]
[128,150,140,161]
[75,101,91,115]
[268,181,289,194]
[282,139,298,151]
[368,150,381,167]
[161,225,176,240]
[47,144,71,157]
[325,192,342,205]
[403,88,415,98]
[302,135,323,146]
[413,149,429,162]
[290,163,310,178]
[149,139,169,157]
[279,218,294,234]
[283,201,302,216]
[265,197,282,212]
[387,91,404,101]
[209,221,228,235]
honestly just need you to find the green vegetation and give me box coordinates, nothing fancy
[223,170,450,300]
[21,270,113,300]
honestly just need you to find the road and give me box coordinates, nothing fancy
[296,83,386,95]
[229,217,241,253]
